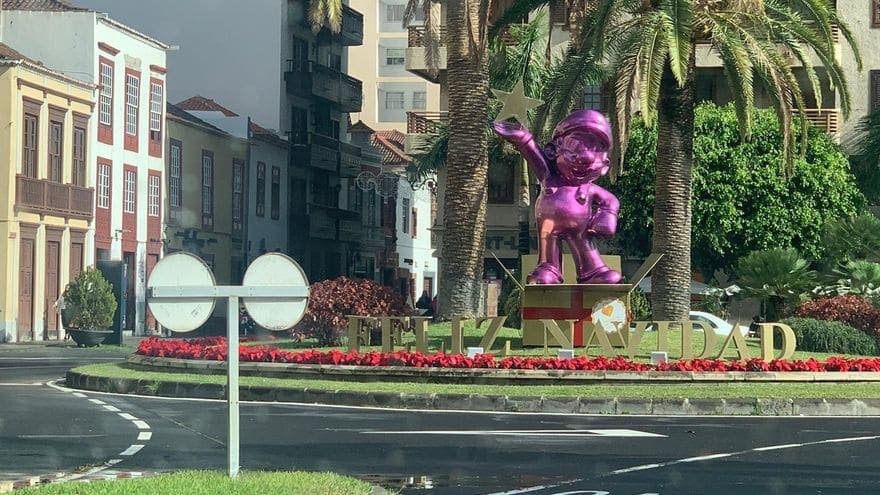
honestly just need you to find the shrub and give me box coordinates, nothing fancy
[500,278,523,328]
[822,213,880,265]
[630,288,652,321]
[292,277,409,346]
[736,248,817,320]
[61,268,117,330]
[780,317,878,356]
[795,295,880,338]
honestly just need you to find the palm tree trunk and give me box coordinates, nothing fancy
[651,52,695,322]
[438,0,490,318]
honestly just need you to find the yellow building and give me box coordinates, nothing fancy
[164,103,247,286]
[0,43,96,343]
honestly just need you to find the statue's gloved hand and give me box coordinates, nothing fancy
[492,120,532,146]
[589,210,618,238]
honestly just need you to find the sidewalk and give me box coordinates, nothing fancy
[0,336,147,356]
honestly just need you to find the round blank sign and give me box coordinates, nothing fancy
[242,253,309,331]
[147,252,216,333]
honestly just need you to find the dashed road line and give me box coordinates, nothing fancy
[88,399,106,405]
[137,432,152,441]
[118,445,144,457]
[102,405,121,412]
[132,420,150,430]
[118,413,137,421]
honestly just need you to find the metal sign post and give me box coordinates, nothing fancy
[147,253,309,478]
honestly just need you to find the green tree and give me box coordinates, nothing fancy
[499,0,858,321]
[736,248,818,320]
[611,103,867,277]
[822,213,880,264]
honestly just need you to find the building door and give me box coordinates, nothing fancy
[123,252,136,332]
[70,242,84,281]
[18,237,35,341]
[145,254,159,333]
[423,277,433,297]
[44,239,61,339]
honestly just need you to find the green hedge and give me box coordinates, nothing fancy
[781,317,879,356]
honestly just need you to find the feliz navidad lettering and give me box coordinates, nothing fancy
[345,316,798,363]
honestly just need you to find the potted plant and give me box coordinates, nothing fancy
[61,268,118,347]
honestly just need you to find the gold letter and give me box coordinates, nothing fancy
[625,321,652,359]
[540,319,575,350]
[759,322,797,362]
[477,315,508,351]
[716,322,751,361]
[582,321,615,356]
[450,316,468,355]
[346,316,374,352]
[410,316,431,353]
[682,321,717,360]
[378,316,409,353]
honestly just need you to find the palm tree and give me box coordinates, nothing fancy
[498,0,858,321]
[308,0,342,34]
[401,0,495,317]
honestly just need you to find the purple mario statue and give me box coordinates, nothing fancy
[492,109,622,285]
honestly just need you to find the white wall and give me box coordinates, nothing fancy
[836,0,880,146]
[396,178,438,297]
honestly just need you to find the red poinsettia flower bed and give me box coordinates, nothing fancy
[135,337,880,372]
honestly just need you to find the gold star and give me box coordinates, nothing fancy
[492,79,544,125]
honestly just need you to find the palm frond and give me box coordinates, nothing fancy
[488,0,551,38]
[637,13,669,127]
[659,0,693,86]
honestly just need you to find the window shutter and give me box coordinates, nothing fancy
[873,0,880,28]
[871,70,880,111]
[549,0,568,25]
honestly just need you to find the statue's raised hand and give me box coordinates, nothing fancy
[492,120,532,146]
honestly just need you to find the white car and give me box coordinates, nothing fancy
[688,311,750,336]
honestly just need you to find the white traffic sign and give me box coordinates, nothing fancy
[146,252,216,333]
[242,253,309,330]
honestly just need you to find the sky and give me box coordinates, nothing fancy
[75,0,284,130]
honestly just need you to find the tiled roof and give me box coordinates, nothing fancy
[371,129,411,166]
[0,42,38,64]
[249,121,287,145]
[349,120,374,133]
[2,0,90,11]
[176,95,239,117]
[166,102,227,134]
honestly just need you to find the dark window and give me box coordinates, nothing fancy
[874,0,880,28]
[169,140,183,224]
[291,107,308,145]
[271,166,281,220]
[488,160,515,204]
[583,85,602,111]
[256,162,266,217]
[72,121,87,186]
[233,159,244,232]
[412,207,418,238]
[22,103,39,178]
[871,70,880,111]
[48,120,62,182]
[401,197,410,233]
[202,150,214,230]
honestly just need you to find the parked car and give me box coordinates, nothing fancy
[688,311,750,336]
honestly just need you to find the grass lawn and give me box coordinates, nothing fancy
[73,362,880,399]
[249,321,869,362]
[16,471,373,495]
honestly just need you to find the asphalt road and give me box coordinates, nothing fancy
[2,351,880,494]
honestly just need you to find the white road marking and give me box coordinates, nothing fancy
[102,405,121,412]
[107,459,122,465]
[137,431,152,441]
[677,453,733,463]
[133,420,150,430]
[360,429,665,438]
[119,444,144,456]
[89,399,106,405]
[71,392,86,398]
[118,413,138,421]
[0,382,43,386]
[17,434,107,439]
[753,443,801,451]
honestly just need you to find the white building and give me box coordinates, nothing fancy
[1,0,170,334]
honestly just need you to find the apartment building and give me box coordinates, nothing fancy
[1,0,170,335]
[282,0,388,283]
[0,43,95,343]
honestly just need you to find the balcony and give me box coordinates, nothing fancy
[290,132,339,172]
[15,176,93,220]
[798,108,840,135]
[312,63,363,113]
[407,111,448,134]
[284,59,311,96]
[340,5,364,46]
[340,142,363,178]
[406,26,448,82]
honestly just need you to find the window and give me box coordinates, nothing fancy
[271,166,281,220]
[233,160,244,231]
[412,91,427,110]
[22,101,39,178]
[872,70,880,111]
[412,208,418,238]
[97,162,111,209]
[72,116,87,186]
[49,120,63,182]
[124,169,136,213]
[169,140,182,209]
[202,151,214,229]
[125,72,139,136]
[367,190,377,226]
[386,3,404,22]
[874,0,880,28]
[386,48,405,65]
[148,174,160,217]
[401,197,410,233]
[584,85,602,111]
[256,162,266,217]
[386,91,405,110]
[99,61,113,126]
[149,80,163,157]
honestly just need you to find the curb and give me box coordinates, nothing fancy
[0,470,149,493]
[125,355,880,384]
[66,369,880,416]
